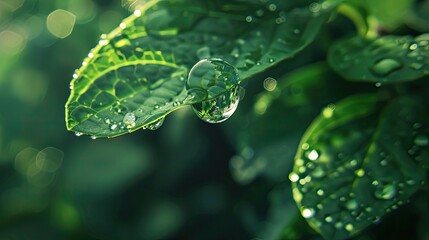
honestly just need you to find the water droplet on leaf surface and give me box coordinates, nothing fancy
[301,208,315,218]
[186,58,240,123]
[123,113,136,128]
[374,184,396,200]
[371,59,402,77]
[146,118,164,130]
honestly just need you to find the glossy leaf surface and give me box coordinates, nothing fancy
[328,34,429,84]
[66,0,343,137]
[291,95,429,239]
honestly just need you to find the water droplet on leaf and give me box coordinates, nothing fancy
[123,113,136,128]
[374,184,396,200]
[301,208,315,218]
[186,58,240,123]
[146,118,164,130]
[289,172,299,182]
[346,199,358,210]
[371,59,402,77]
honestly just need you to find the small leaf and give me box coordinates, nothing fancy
[66,0,344,138]
[291,95,429,239]
[328,34,429,83]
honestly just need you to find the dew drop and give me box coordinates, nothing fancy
[317,189,325,196]
[110,124,118,130]
[335,222,343,229]
[134,9,142,17]
[186,58,240,123]
[123,113,136,128]
[374,184,396,200]
[90,136,97,140]
[325,216,333,223]
[307,149,319,161]
[289,172,299,182]
[346,199,358,210]
[75,132,83,137]
[269,58,275,63]
[99,39,109,46]
[414,134,429,146]
[301,208,315,218]
[146,118,164,130]
[245,16,253,22]
[371,58,402,77]
[345,223,354,232]
[355,169,365,177]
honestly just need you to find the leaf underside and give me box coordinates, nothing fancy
[328,34,429,84]
[291,95,429,239]
[65,0,342,138]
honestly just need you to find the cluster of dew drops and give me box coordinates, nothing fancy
[287,124,429,233]
[74,58,241,138]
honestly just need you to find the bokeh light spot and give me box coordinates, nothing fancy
[47,9,76,39]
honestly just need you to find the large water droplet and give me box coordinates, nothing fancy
[374,184,396,200]
[371,58,402,77]
[146,118,164,130]
[123,113,136,128]
[186,58,240,123]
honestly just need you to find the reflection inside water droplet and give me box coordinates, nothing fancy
[186,58,240,123]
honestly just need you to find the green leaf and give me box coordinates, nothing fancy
[231,63,355,184]
[328,34,429,84]
[291,95,429,240]
[66,0,343,138]
[364,0,414,30]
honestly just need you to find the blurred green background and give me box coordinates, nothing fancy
[0,0,255,239]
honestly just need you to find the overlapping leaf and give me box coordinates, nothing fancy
[291,95,429,239]
[66,0,343,138]
[328,34,429,83]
